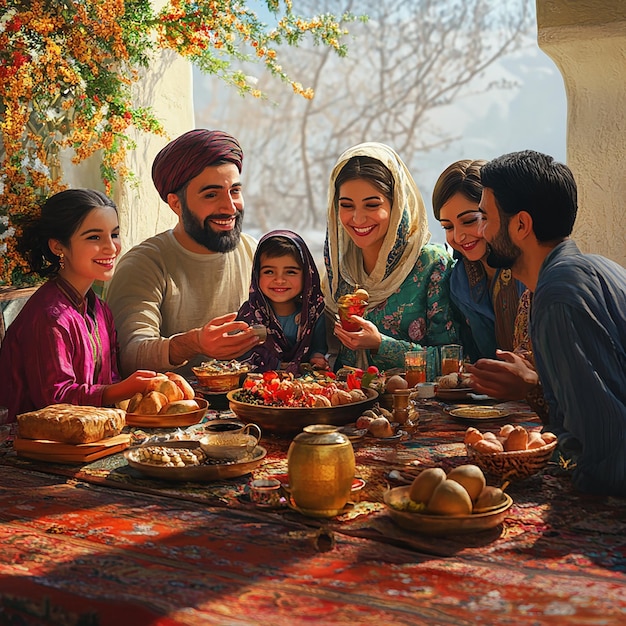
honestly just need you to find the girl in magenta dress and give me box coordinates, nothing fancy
[0,189,159,422]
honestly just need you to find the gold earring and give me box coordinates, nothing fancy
[58,252,65,270]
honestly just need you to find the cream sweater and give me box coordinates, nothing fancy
[106,230,256,376]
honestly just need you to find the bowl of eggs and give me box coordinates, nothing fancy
[464,424,558,481]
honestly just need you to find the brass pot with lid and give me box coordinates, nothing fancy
[287,424,355,518]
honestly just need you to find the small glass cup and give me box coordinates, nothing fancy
[249,478,284,508]
[405,349,427,387]
[440,344,463,375]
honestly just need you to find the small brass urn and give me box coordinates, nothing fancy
[287,424,355,518]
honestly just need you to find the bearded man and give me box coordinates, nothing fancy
[466,150,626,497]
[107,129,259,377]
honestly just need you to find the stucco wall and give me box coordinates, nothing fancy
[537,0,626,267]
[113,50,194,254]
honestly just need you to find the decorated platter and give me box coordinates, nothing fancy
[448,405,511,421]
[226,388,378,435]
[124,440,266,481]
[384,485,513,535]
[125,398,209,428]
[337,426,368,441]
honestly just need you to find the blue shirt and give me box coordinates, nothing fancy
[276,311,327,357]
[531,240,626,496]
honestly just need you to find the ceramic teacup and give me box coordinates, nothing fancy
[417,382,437,399]
[200,420,262,460]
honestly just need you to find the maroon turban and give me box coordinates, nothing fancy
[151,129,244,201]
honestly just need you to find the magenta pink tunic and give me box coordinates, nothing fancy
[0,277,120,422]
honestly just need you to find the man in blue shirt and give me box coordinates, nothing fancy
[467,150,626,497]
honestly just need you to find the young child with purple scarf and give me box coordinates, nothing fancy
[236,230,328,374]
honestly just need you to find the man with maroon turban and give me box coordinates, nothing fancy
[107,129,259,377]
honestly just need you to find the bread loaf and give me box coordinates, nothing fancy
[166,372,195,400]
[17,404,126,444]
[159,399,199,414]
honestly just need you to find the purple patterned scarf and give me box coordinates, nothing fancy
[237,230,325,374]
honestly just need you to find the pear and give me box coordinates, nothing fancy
[474,486,506,511]
[426,479,473,516]
[409,467,446,504]
[447,464,486,502]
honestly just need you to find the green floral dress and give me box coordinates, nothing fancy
[337,243,459,372]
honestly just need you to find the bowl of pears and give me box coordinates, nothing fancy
[384,463,512,536]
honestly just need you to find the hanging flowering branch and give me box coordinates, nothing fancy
[0,0,354,286]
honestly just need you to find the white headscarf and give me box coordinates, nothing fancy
[323,142,431,315]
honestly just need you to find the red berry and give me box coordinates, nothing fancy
[366,365,379,374]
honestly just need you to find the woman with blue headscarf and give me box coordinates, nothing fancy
[432,159,526,362]
[323,142,459,371]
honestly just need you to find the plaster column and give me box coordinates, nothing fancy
[536,1,626,267]
[115,49,194,253]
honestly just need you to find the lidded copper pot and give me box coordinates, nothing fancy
[287,424,355,518]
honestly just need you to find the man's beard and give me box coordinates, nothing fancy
[485,219,521,270]
[181,198,243,253]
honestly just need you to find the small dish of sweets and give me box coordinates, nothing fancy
[192,359,250,392]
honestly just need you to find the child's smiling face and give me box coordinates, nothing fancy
[258,252,304,315]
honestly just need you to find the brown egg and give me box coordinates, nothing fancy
[385,375,408,393]
[464,427,483,445]
[499,424,515,437]
[472,438,504,453]
[527,431,546,449]
[541,431,558,444]
[504,425,529,451]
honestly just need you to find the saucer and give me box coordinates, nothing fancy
[286,496,354,518]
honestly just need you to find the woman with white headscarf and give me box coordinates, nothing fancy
[323,142,459,371]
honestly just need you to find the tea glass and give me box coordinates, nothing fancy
[440,344,463,375]
[337,301,367,332]
[249,478,284,508]
[404,349,427,387]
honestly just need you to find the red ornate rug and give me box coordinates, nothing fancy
[1,466,626,625]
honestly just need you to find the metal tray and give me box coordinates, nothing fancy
[124,440,266,481]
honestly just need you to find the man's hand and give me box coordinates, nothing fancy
[334,316,382,352]
[197,313,260,360]
[169,313,260,365]
[310,353,330,370]
[464,350,539,400]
